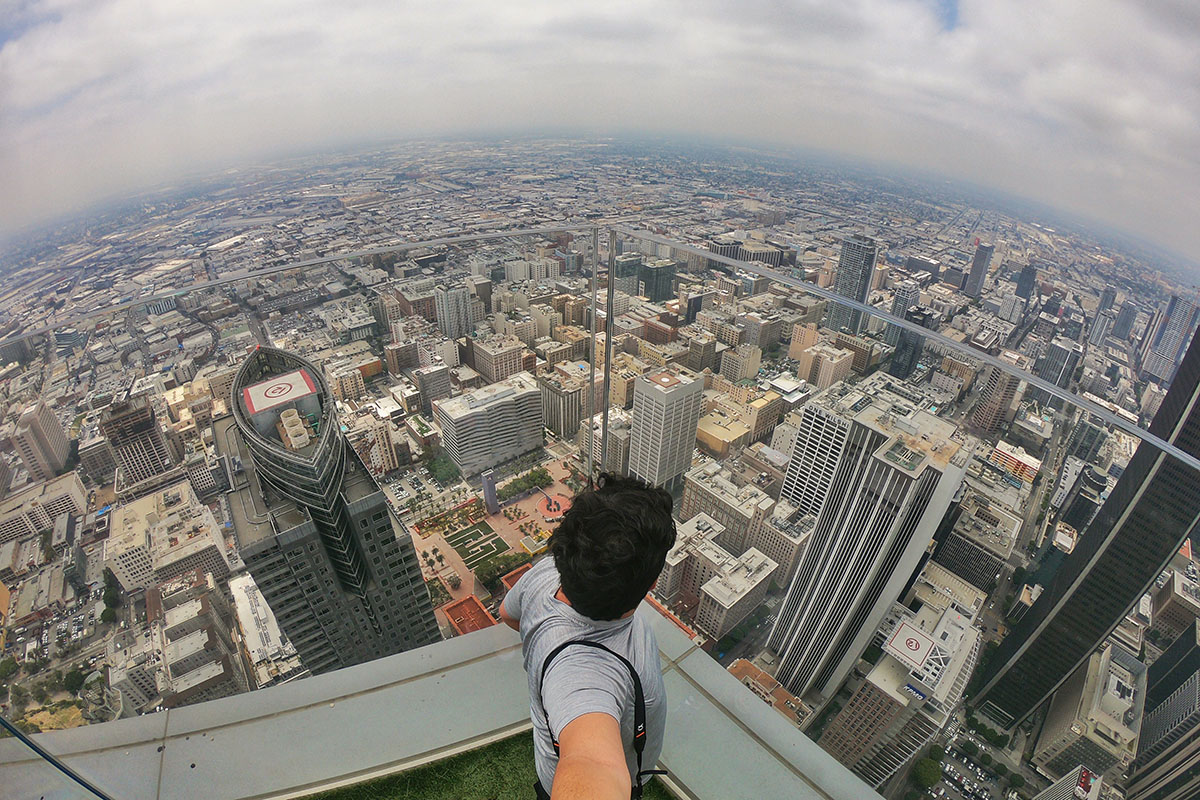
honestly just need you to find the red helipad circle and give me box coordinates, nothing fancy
[905,638,921,651]
[264,382,293,399]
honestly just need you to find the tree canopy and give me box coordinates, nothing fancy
[911,758,942,790]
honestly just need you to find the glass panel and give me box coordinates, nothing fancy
[0,716,112,799]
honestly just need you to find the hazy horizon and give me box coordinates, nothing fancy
[2,1,1198,259]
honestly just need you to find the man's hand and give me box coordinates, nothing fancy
[551,712,631,800]
[498,598,519,631]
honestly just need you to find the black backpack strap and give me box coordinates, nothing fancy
[537,639,667,799]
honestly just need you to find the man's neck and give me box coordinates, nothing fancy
[555,587,636,620]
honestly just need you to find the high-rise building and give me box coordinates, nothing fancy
[1145,620,1200,710]
[433,284,471,340]
[1067,414,1109,464]
[678,461,776,555]
[217,347,438,675]
[413,363,452,417]
[770,378,968,699]
[932,489,1022,592]
[100,394,177,489]
[433,372,543,476]
[11,400,69,482]
[964,242,994,299]
[1099,285,1118,313]
[103,480,232,592]
[970,350,1029,432]
[1033,766,1102,800]
[1029,337,1084,409]
[719,343,762,382]
[827,235,877,335]
[1128,623,1200,800]
[538,372,585,439]
[1016,263,1039,300]
[686,332,717,373]
[1031,643,1145,782]
[653,513,777,640]
[819,563,983,787]
[1113,302,1139,340]
[885,280,920,347]
[472,335,525,384]
[638,258,676,303]
[788,322,821,361]
[613,252,642,296]
[1089,309,1116,347]
[1142,295,1199,386]
[887,307,935,380]
[579,407,634,476]
[629,369,703,491]
[973,333,1200,729]
[796,343,853,390]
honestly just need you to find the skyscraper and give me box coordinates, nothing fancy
[638,258,676,302]
[218,347,437,674]
[827,235,877,335]
[1029,337,1084,409]
[887,306,935,380]
[628,369,703,491]
[538,372,585,439]
[100,394,176,488]
[1030,643,1144,782]
[413,363,452,417]
[884,280,920,347]
[1033,767,1102,800]
[1127,622,1200,800]
[433,284,471,340]
[11,400,69,482]
[974,332,1200,729]
[771,378,967,699]
[1099,285,1118,313]
[1016,263,1038,301]
[1113,302,1139,341]
[613,252,642,296]
[1142,295,1199,386]
[964,241,994,299]
[970,350,1029,432]
[1089,310,1115,347]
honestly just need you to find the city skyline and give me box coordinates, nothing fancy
[2,3,1200,265]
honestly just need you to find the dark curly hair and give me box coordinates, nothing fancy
[549,473,676,621]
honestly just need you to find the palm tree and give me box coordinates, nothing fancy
[436,554,445,565]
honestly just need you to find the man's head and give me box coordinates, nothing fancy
[550,473,676,621]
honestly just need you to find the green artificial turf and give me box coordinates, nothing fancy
[304,732,673,800]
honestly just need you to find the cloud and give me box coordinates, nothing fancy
[1,0,1198,258]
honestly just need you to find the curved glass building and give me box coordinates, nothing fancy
[218,346,438,674]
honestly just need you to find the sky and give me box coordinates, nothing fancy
[1,0,1198,258]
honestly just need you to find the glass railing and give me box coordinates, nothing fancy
[2,221,1198,800]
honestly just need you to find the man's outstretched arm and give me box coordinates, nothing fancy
[551,712,631,800]
[498,598,519,631]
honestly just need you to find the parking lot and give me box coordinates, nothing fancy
[935,735,1005,800]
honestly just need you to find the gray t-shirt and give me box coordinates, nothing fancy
[504,557,666,791]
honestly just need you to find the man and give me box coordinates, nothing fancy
[500,473,676,800]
